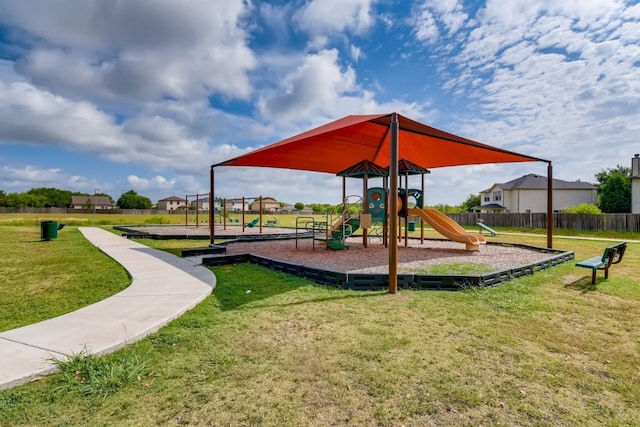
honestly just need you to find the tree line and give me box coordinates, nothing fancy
[0,188,154,209]
[0,166,632,213]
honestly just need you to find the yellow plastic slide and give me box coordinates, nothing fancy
[407,208,485,251]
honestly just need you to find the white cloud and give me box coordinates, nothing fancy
[0,80,123,147]
[256,49,359,122]
[0,80,266,175]
[410,0,640,191]
[2,0,257,102]
[412,0,468,43]
[294,0,375,37]
[0,164,106,194]
[126,175,177,190]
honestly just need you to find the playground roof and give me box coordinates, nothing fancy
[215,113,549,173]
[336,159,388,178]
[396,159,431,176]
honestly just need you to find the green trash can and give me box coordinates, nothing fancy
[40,220,58,241]
[407,221,416,232]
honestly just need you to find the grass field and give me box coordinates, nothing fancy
[0,226,130,331]
[0,215,639,426]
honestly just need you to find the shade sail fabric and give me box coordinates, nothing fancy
[215,113,548,173]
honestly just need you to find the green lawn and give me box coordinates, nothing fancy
[1,221,639,426]
[0,226,130,331]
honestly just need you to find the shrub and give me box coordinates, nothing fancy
[561,203,602,214]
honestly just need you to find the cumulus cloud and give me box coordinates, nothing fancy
[0,80,122,148]
[411,0,640,185]
[2,0,635,207]
[294,0,375,38]
[0,164,104,194]
[412,0,468,43]
[1,0,256,102]
[126,175,177,190]
[256,49,359,122]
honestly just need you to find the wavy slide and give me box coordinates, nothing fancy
[407,207,486,252]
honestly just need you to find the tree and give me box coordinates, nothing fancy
[595,166,631,213]
[3,192,47,207]
[599,173,631,213]
[294,202,305,210]
[0,189,5,206]
[26,187,73,207]
[117,190,153,209]
[430,204,464,214]
[460,194,481,212]
[83,198,94,210]
[595,165,630,188]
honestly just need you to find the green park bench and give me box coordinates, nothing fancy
[575,242,627,285]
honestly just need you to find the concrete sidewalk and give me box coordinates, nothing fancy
[0,227,216,390]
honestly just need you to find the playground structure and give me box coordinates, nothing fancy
[188,188,491,251]
[313,187,486,252]
[295,195,369,251]
[301,157,486,252]
[216,195,288,234]
[184,193,209,227]
[185,193,288,234]
[210,112,555,293]
[296,156,487,252]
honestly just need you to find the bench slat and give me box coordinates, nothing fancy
[576,257,605,269]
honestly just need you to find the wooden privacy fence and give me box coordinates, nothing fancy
[445,213,640,233]
[2,208,640,233]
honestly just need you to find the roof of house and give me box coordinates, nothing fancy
[251,199,280,205]
[475,203,506,210]
[70,196,114,206]
[482,174,597,192]
[158,196,186,202]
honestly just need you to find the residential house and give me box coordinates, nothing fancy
[249,198,281,212]
[70,196,114,210]
[280,204,313,214]
[194,199,210,211]
[220,198,249,212]
[477,174,598,213]
[158,196,187,211]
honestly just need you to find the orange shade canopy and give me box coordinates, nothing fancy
[215,113,548,173]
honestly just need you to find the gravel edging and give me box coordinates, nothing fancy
[219,237,553,274]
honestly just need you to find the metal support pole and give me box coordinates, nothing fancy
[259,195,263,234]
[388,113,399,294]
[383,176,388,248]
[363,173,368,248]
[547,162,553,249]
[209,166,215,245]
[421,173,425,244]
[195,193,199,227]
[404,172,408,247]
[185,193,188,227]
[223,199,227,230]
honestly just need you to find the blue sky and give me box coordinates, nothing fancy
[0,0,638,206]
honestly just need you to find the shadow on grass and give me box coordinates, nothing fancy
[564,276,598,293]
[211,264,385,311]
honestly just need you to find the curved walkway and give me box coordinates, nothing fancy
[0,227,216,390]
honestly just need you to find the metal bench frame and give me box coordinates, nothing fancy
[575,242,627,285]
